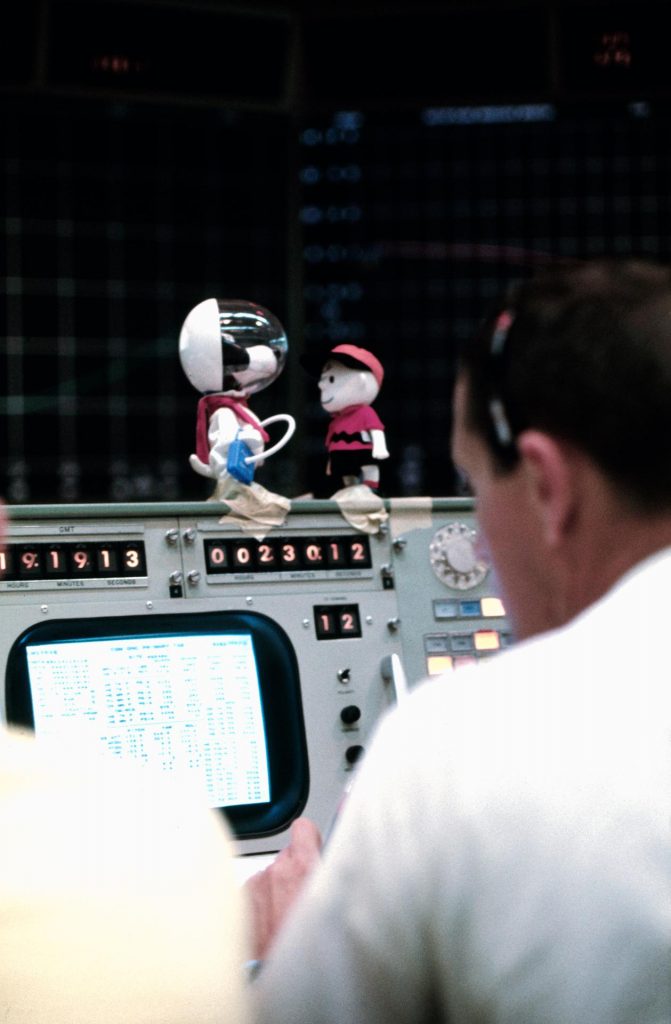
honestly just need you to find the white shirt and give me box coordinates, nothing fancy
[256,547,671,1024]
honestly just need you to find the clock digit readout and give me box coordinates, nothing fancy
[0,541,146,581]
[204,535,371,574]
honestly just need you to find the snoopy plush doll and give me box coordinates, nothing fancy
[180,298,295,499]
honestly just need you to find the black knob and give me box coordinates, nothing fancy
[340,705,361,726]
[345,744,365,765]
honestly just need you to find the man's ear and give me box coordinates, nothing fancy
[516,430,577,547]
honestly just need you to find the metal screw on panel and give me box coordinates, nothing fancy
[392,536,407,551]
[165,529,179,546]
[387,617,401,632]
[182,528,197,544]
[187,570,201,586]
[169,571,183,585]
[337,668,351,684]
[246,596,254,605]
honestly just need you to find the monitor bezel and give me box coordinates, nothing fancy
[5,610,309,838]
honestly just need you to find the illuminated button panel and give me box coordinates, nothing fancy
[433,596,506,620]
[424,628,515,675]
[426,594,510,672]
[204,535,372,579]
[0,541,147,585]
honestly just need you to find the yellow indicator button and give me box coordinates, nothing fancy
[427,655,454,675]
[474,630,500,651]
[481,596,506,617]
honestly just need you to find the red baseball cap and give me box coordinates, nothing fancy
[328,344,384,387]
[300,342,385,387]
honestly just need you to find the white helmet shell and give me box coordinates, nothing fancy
[179,298,288,396]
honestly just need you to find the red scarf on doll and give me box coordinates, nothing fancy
[195,395,270,464]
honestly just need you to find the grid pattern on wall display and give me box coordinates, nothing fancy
[297,102,671,498]
[4,93,671,505]
[0,96,290,503]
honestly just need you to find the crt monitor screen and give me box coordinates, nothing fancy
[5,611,309,838]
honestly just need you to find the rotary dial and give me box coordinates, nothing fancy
[429,522,489,590]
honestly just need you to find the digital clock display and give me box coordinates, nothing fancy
[204,535,371,575]
[0,541,146,580]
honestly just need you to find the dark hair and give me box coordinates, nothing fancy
[458,258,671,510]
